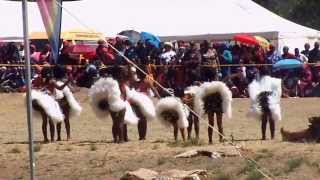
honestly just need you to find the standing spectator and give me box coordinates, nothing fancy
[183,42,201,86]
[281,46,295,59]
[294,48,308,63]
[301,43,311,58]
[253,45,266,64]
[124,40,138,64]
[160,42,176,89]
[308,42,320,81]
[309,42,320,63]
[135,41,148,65]
[159,42,176,65]
[58,40,76,65]
[95,39,115,66]
[266,44,280,64]
[39,44,51,65]
[201,41,220,81]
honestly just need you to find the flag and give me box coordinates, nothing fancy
[36,0,62,64]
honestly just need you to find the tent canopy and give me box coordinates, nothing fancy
[1,0,319,51]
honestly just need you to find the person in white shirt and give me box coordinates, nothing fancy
[160,42,176,64]
[294,48,308,63]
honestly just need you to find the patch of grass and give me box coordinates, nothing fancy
[246,169,264,180]
[65,146,73,152]
[167,138,205,148]
[253,151,273,161]
[152,139,166,143]
[305,160,320,173]
[152,144,160,150]
[215,172,232,180]
[90,144,97,151]
[34,144,42,152]
[284,157,304,173]
[8,147,21,154]
[271,167,283,177]
[182,138,205,147]
[238,161,256,175]
[167,141,181,147]
[157,157,167,166]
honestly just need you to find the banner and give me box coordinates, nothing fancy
[36,0,62,64]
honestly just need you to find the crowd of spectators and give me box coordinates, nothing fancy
[1,38,320,97]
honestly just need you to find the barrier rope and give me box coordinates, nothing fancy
[0,62,319,68]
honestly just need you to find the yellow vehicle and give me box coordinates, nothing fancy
[30,29,104,45]
[30,29,104,61]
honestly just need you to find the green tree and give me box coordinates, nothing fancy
[253,0,320,30]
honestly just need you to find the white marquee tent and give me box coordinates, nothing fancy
[1,0,319,51]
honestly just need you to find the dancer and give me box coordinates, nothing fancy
[182,85,200,140]
[195,81,232,143]
[248,67,282,140]
[89,76,138,143]
[52,66,82,141]
[30,89,64,143]
[128,66,159,140]
[156,97,189,142]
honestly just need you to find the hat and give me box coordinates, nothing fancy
[164,42,173,47]
[97,39,106,45]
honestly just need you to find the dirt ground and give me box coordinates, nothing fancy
[0,91,320,180]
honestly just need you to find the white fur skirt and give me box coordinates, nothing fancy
[30,90,64,123]
[194,81,232,119]
[247,76,282,121]
[88,78,126,119]
[126,88,156,121]
[56,81,82,118]
[155,97,189,128]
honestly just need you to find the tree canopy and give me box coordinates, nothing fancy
[253,0,320,30]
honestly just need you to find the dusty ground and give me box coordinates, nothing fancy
[0,91,320,180]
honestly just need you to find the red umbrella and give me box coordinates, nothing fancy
[233,34,258,46]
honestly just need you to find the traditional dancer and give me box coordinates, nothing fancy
[89,76,138,143]
[156,97,189,141]
[128,66,159,140]
[52,66,82,141]
[195,81,232,143]
[182,85,200,140]
[30,67,72,142]
[248,68,282,140]
[30,89,64,143]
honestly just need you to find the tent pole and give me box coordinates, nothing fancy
[22,0,35,180]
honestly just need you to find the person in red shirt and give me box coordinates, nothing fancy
[281,46,295,59]
[95,39,115,65]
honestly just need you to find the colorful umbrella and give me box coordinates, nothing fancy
[118,30,141,45]
[233,34,258,46]
[254,36,270,49]
[273,59,303,70]
[140,31,161,48]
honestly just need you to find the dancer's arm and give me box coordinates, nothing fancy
[51,79,71,90]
